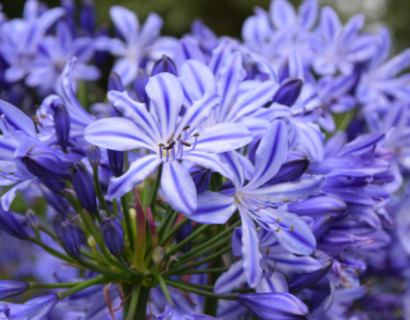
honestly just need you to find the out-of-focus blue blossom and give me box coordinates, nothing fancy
[0,294,58,319]
[0,280,29,300]
[101,216,124,257]
[72,162,97,214]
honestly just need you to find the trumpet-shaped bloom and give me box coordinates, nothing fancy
[189,121,325,286]
[85,72,252,215]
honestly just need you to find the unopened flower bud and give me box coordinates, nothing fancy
[174,220,193,254]
[54,103,71,151]
[151,55,178,77]
[86,144,101,168]
[108,72,124,92]
[0,280,29,300]
[53,214,66,239]
[26,209,39,232]
[152,246,164,265]
[101,217,124,257]
[60,221,81,258]
[134,69,150,106]
[19,144,71,180]
[87,235,97,247]
[72,162,97,214]
[272,78,302,107]
[79,0,96,35]
[107,149,124,178]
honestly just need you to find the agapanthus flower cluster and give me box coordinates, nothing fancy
[0,0,408,319]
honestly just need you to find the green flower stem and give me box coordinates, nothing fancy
[164,279,237,301]
[158,275,174,305]
[125,285,141,320]
[164,246,232,277]
[175,267,229,275]
[171,236,231,268]
[121,195,134,251]
[164,224,212,259]
[159,218,189,247]
[39,224,57,240]
[134,286,151,319]
[29,282,83,289]
[28,237,76,264]
[78,258,138,282]
[167,280,214,291]
[150,164,163,215]
[118,256,143,278]
[57,276,109,300]
[113,198,118,217]
[180,220,241,262]
[92,166,111,216]
[157,207,175,236]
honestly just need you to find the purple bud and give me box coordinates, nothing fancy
[312,215,333,239]
[0,280,29,300]
[101,216,124,257]
[267,151,309,185]
[174,220,193,253]
[86,144,101,168]
[189,166,212,193]
[72,162,97,214]
[54,103,71,151]
[272,78,303,107]
[134,69,150,106]
[288,196,347,219]
[26,209,39,232]
[108,72,124,92]
[40,183,72,216]
[53,214,66,239]
[107,149,124,178]
[0,206,29,240]
[21,145,71,180]
[60,221,81,258]
[238,292,309,320]
[288,257,333,292]
[62,0,76,17]
[151,55,178,77]
[79,0,96,35]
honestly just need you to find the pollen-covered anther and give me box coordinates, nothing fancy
[183,126,190,131]
[290,225,294,232]
[256,227,262,232]
[167,132,175,144]
[276,226,281,233]
[277,218,280,223]
[181,140,191,147]
[283,199,290,203]
[266,247,270,255]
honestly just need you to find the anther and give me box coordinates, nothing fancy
[277,218,280,223]
[39,114,47,119]
[290,225,294,232]
[266,248,270,255]
[0,169,2,172]
[276,226,281,233]
[181,140,191,147]
[283,199,290,203]
[193,133,199,137]
[9,172,14,175]
[177,134,182,141]
[167,132,175,144]
[183,126,191,131]
[2,175,5,178]
[158,143,165,147]
[256,227,262,232]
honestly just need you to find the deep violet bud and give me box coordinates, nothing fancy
[238,292,309,320]
[60,221,81,258]
[134,69,150,106]
[174,220,193,253]
[0,280,29,300]
[21,145,71,180]
[1,294,58,319]
[86,144,101,169]
[108,72,124,92]
[26,209,39,232]
[189,166,212,193]
[53,214,66,239]
[0,206,29,240]
[72,162,97,214]
[288,256,333,292]
[40,183,71,216]
[101,216,124,257]
[54,103,71,151]
[267,151,309,185]
[79,0,96,35]
[62,0,76,17]
[272,78,303,107]
[151,55,178,77]
[107,149,124,178]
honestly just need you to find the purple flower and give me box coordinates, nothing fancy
[85,72,252,215]
[94,6,164,86]
[0,294,58,319]
[238,292,309,320]
[0,281,29,300]
[156,303,218,320]
[101,216,124,257]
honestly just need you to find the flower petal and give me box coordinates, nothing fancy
[215,260,247,293]
[256,272,289,293]
[108,155,161,199]
[109,6,139,44]
[270,0,296,29]
[180,60,216,103]
[161,161,197,215]
[84,118,155,151]
[189,191,236,224]
[183,151,233,180]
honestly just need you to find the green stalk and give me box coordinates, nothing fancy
[159,218,189,247]
[171,236,231,268]
[175,267,228,275]
[180,220,241,261]
[164,224,212,259]
[118,256,142,278]
[166,280,214,291]
[57,276,109,300]
[164,246,231,276]
[121,195,134,251]
[28,237,76,264]
[92,166,111,215]
[79,258,138,282]
[158,275,174,305]
[150,164,163,215]
[157,207,175,236]
[134,286,151,319]
[29,282,83,289]
[164,280,237,300]
[125,285,141,320]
